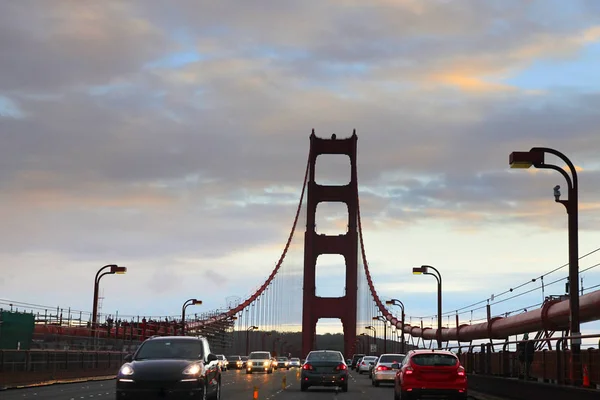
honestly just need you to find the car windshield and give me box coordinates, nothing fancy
[363,356,377,361]
[226,355,240,360]
[249,352,270,359]
[411,354,457,366]
[135,340,203,360]
[307,352,343,362]
[291,358,300,361]
[277,357,287,361]
[379,355,404,363]
[241,356,248,360]
[216,355,225,360]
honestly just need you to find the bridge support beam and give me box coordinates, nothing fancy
[302,131,358,358]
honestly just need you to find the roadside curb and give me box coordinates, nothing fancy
[0,375,115,391]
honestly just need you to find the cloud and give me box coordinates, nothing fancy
[1,0,599,321]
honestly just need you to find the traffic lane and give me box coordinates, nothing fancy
[0,368,300,400]
[0,380,115,400]
[350,370,512,400]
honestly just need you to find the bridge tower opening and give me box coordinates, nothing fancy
[302,131,358,358]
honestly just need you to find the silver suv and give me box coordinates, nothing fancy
[246,351,273,374]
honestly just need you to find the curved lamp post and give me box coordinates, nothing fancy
[373,315,388,353]
[413,265,442,349]
[181,299,202,335]
[246,325,258,355]
[386,299,406,353]
[509,147,581,384]
[365,325,376,355]
[92,264,126,331]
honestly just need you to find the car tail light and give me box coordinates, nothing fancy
[376,365,390,371]
[361,361,365,365]
[457,366,466,377]
[302,363,314,370]
[335,363,347,371]
[403,367,414,375]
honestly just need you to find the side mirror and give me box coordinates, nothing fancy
[207,353,217,363]
[124,354,133,362]
[391,363,400,370]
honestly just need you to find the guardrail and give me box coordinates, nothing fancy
[448,334,600,399]
[0,349,126,389]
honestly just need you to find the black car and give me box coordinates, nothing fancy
[301,350,348,392]
[116,335,221,399]
[351,353,365,370]
[226,355,244,369]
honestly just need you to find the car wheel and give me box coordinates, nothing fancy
[212,379,221,400]
[300,383,308,392]
[341,383,348,392]
[400,390,411,400]
[373,380,380,387]
[246,370,252,374]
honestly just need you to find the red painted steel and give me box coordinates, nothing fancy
[373,284,600,342]
[302,131,359,358]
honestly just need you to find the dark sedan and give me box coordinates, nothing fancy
[116,335,221,399]
[300,350,348,392]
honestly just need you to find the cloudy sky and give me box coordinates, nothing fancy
[1,0,600,338]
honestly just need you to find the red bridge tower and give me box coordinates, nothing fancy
[302,131,359,357]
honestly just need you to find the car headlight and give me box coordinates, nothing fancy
[119,364,134,376]
[182,363,202,375]
[247,361,253,366]
[264,361,270,366]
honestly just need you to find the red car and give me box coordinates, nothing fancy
[392,349,467,400]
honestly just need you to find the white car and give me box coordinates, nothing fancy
[371,353,405,386]
[289,357,301,367]
[357,356,378,373]
[246,351,274,374]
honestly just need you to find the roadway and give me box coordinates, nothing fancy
[1,368,509,400]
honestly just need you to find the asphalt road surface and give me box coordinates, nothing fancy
[1,368,508,400]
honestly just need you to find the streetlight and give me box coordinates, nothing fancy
[246,326,258,355]
[373,316,388,353]
[413,265,442,349]
[181,299,202,335]
[509,147,581,384]
[386,299,406,353]
[365,325,376,355]
[92,264,126,332]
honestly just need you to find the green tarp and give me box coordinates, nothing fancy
[0,311,35,350]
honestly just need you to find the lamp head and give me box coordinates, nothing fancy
[509,150,544,169]
[412,266,427,275]
[191,299,202,305]
[385,300,393,305]
[110,265,127,274]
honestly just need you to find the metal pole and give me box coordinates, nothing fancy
[529,147,581,384]
[92,265,113,331]
[383,322,387,353]
[437,277,442,349]
[401,310,405,353]
[567,160,581,384]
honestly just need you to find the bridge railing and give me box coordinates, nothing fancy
[0,349,125,388]
[450,334,600,389]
